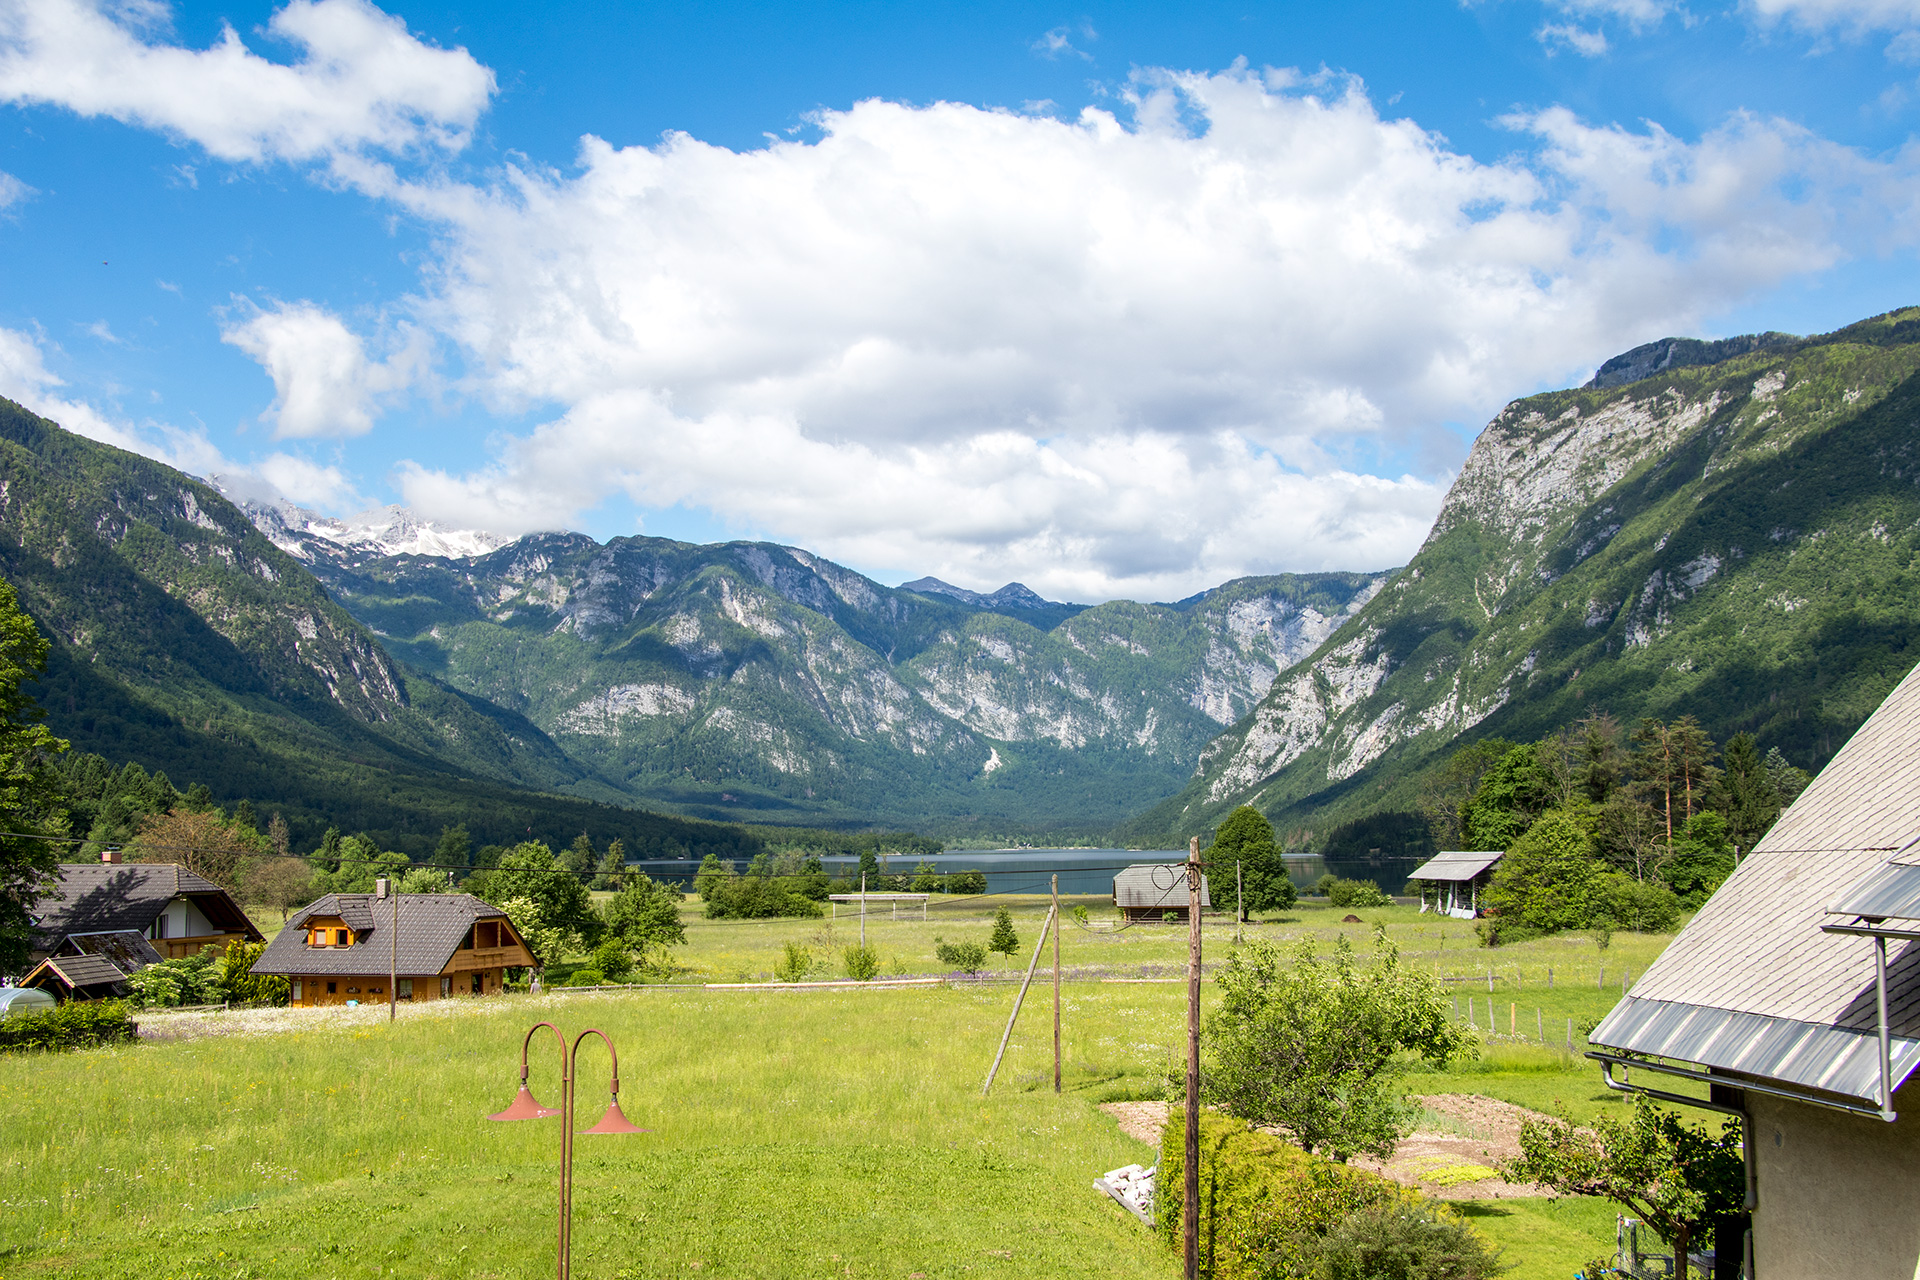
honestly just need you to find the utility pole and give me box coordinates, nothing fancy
[1184,835,1201,1280]
[378,876,397,1024]
[860,873,867,948]
[1236,860,1243,945]
[1052,873,1061,1094]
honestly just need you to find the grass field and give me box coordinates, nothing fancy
[1,898,1676,1279]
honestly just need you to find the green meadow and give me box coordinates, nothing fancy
[1,900,1678,1279]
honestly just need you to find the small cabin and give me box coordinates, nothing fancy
[1405,850,1505,920]
[250,892,534,1007]
[1113,864,1211,922]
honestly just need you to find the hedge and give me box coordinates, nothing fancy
[1156,1110,1397,1279]
[0,999,138,1053]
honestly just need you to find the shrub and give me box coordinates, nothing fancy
[1326,878,1392,909]
[0,999,138,1053]
[1301,1198,1507,1279]
[704,875,825,920]
[842,944,879,981]
[1595,873,1682,933]
[934,938,987,975]
[566,967,607,987]
[125,952,226,1008]
[1156,1109,1398,1279]
[947,869,988,894]
[220,940,289,1006]
[590,938,635,982]
[774,942,813,983]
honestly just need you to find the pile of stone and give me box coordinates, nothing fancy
[1094,1162,1155,1226]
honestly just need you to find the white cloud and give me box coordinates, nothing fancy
[1538,22,1614,54]
[220,299,418,438]
[0,323,359,511]
[367,68,1909,598]
[1748,0,1920,33]
[1540,0,1678,31]
[0,168,31,208]
[0,0,494,164]
[1032,23,1096,61]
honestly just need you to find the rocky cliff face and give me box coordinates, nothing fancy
[1144,308,1920,840]
[296,526,1388,828]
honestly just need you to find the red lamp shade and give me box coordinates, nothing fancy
[488,1083,561,1121]
[581,1097,649,1135]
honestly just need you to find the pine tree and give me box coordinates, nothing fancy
[1208,805,1295,916]
[0,581,68,973]
[1712,733,1780,858]
[592,838,627,890]
[988,907,1019,967]
[562,832,597,876]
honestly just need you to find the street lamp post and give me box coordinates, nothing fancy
[488,1021,648,1280]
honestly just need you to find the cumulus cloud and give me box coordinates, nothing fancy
[0,0,494,163]
[366,68,1911,598]
[1538,0,1678,31]
[0,324,357,510]
[221,300,419,438]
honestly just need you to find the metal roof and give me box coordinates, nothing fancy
[1589,657,1920,1102]
[1407,850,1504,882]
[254,893,524,976]
[1828,862,1920,922]
[1112,864,1211,909]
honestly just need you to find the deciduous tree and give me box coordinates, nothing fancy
[1208,805,1296,916]
[1503,1097,1743,1280]
[987,906,1019,967]
[1198,930,1470,1161]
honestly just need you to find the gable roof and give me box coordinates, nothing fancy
[28,862,261,954]
[1590,659,1920,1105]
[1113,864,1211,909]
[251,893,520,977]
[1407,850,1504,883]
[26,952,131,994]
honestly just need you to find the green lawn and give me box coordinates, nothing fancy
[1,898,1672,1277]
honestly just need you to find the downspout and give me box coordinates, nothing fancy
[1877,933,1895,1121]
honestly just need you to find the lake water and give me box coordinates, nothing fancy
[622,847,1424,897]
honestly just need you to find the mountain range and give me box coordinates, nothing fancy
[2,306,1917,849]
[1126,307,1920,845]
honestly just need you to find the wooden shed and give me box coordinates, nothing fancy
[1112,864,1211,922]
[1406,850,1506,920]
[250,892,534,1007]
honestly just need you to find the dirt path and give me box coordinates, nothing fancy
[1097,1093,1553,1200]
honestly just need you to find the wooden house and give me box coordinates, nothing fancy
[1588,659,1920,1277]
[1112,864,1211,922]
[1406,850,1505,919]
[250,892,534,1007]
[17,853,262,996]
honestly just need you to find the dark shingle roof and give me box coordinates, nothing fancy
[29,953,131,992]
[252,893,519,977]
[64,930,164,971]
[28,863,260,952]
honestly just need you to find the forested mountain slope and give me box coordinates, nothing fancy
[0,399,759,860]
[1131,308,1920,843]
[278,525,1388,829]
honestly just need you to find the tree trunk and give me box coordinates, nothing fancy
[1673,1220,1690,1280]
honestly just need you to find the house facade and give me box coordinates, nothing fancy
[18,853,263,996]
[1588,658,1920,1278]
[251,892,533,1007]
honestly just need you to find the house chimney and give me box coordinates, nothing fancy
[100,847,121,864]
[375,876,390,900]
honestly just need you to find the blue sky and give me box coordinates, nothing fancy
[2,0,1919,601]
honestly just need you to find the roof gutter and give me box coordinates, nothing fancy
[1587,1048,1893,1122]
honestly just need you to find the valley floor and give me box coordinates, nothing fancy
[7,902,1678,1278]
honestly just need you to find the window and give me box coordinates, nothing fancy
[292,980,303,1002]
[398,978,412,1001]
[440,976,452,998]
[335,928,351,946]
[326,982,337,994]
